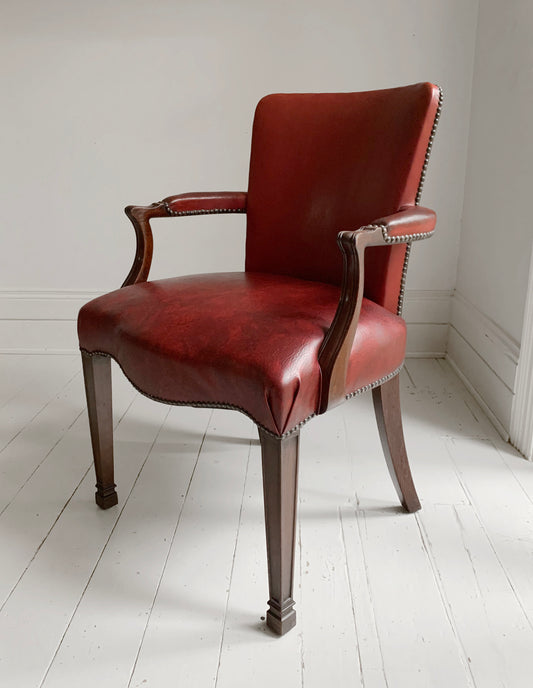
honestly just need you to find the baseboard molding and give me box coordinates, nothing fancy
[0,290,103,321]
[451,291,519,390]
[447,291,520,438]
[447,345,510,441]
[0,290,101,354]
[0,288,452,356]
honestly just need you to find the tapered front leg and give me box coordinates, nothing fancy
[372,373,421,513]
[81,351,118,509]
[258,428,299,636]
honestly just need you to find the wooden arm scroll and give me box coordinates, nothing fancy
[122,192,247,287]
[317,206,436,414]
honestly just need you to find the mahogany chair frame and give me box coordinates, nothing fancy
[81,195,434,635]
[81,85,443,636]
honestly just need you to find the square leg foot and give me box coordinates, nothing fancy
[266,602,297,636]
[95,489,118,510]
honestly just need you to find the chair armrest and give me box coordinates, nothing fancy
[162,191,248,216]
[317,206,436,413]
[122,192,247,286]
[366,206,436,244]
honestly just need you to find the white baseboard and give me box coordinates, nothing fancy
[0,288,452,356]
[447,291,520,438]
[0,290,103,321]
[0,290,102,354]
[447,347,510,441]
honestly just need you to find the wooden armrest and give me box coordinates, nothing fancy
[317,206,436,413]
[122,192,247,287]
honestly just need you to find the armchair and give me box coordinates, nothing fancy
[78,82,442,635]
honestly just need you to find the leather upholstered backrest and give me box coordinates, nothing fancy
[245,83,441,313]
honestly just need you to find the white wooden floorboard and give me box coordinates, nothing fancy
[0,355,80,452]
[40,405,212,688]
[355,505,474,688]
[214,439,303,688]
[398,372,472,507]
[446,436,533,633]
[127,409,253,688]
[405,359,499,440]
[0,391,168,687]
[2,354,533,687]
[340,374,475,687]
[340,507,388,688]
[0,355,77,408]
[0,354,30,406]
[342,393,400,510]
[0,372,86,515]
[298,409,362,688]
[0,367,137,608]
[493,437,533,501]
[343,389,464,510]
[419,502,533,687]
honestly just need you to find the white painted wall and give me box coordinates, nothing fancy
[456,0,533,343]
[449,0,533,436]
[1,0,477,297]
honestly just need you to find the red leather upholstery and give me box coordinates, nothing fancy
[78,86,439,637]
[78,84,440,436]
[375,206,436,239]
[78,273,405,436]
[163,192,247,215]
[246,83,440,312]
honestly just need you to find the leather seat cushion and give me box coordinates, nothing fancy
[78,272,406,436]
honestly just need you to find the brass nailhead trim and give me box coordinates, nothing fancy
[415,87,443,206]
[344,365,403,400]
[397,86,443,316]
[163,201,245,217]
[380,228,434,244]
[80,349,311,439]
[362,223,435,245]
[397,243,412,317]
[80,349,402,438]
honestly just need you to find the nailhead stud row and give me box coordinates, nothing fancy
[163,202,245,217]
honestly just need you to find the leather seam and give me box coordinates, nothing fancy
[80,349,402,438]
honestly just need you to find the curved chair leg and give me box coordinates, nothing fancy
[372,373,421,513]
[258,428,299,636]
[81,351,118,509]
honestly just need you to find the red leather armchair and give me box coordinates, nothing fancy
[78,83,442,635]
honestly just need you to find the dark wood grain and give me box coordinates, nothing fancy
[372,373,421,512]
[122,192,247,287]
[122,202,167,287]
[318,225,386,413]
[81,351,118,509]
[318,207,436,415]
[259,428,299,635]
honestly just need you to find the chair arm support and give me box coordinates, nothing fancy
[122,192,247,286]
[317,206,436,413]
